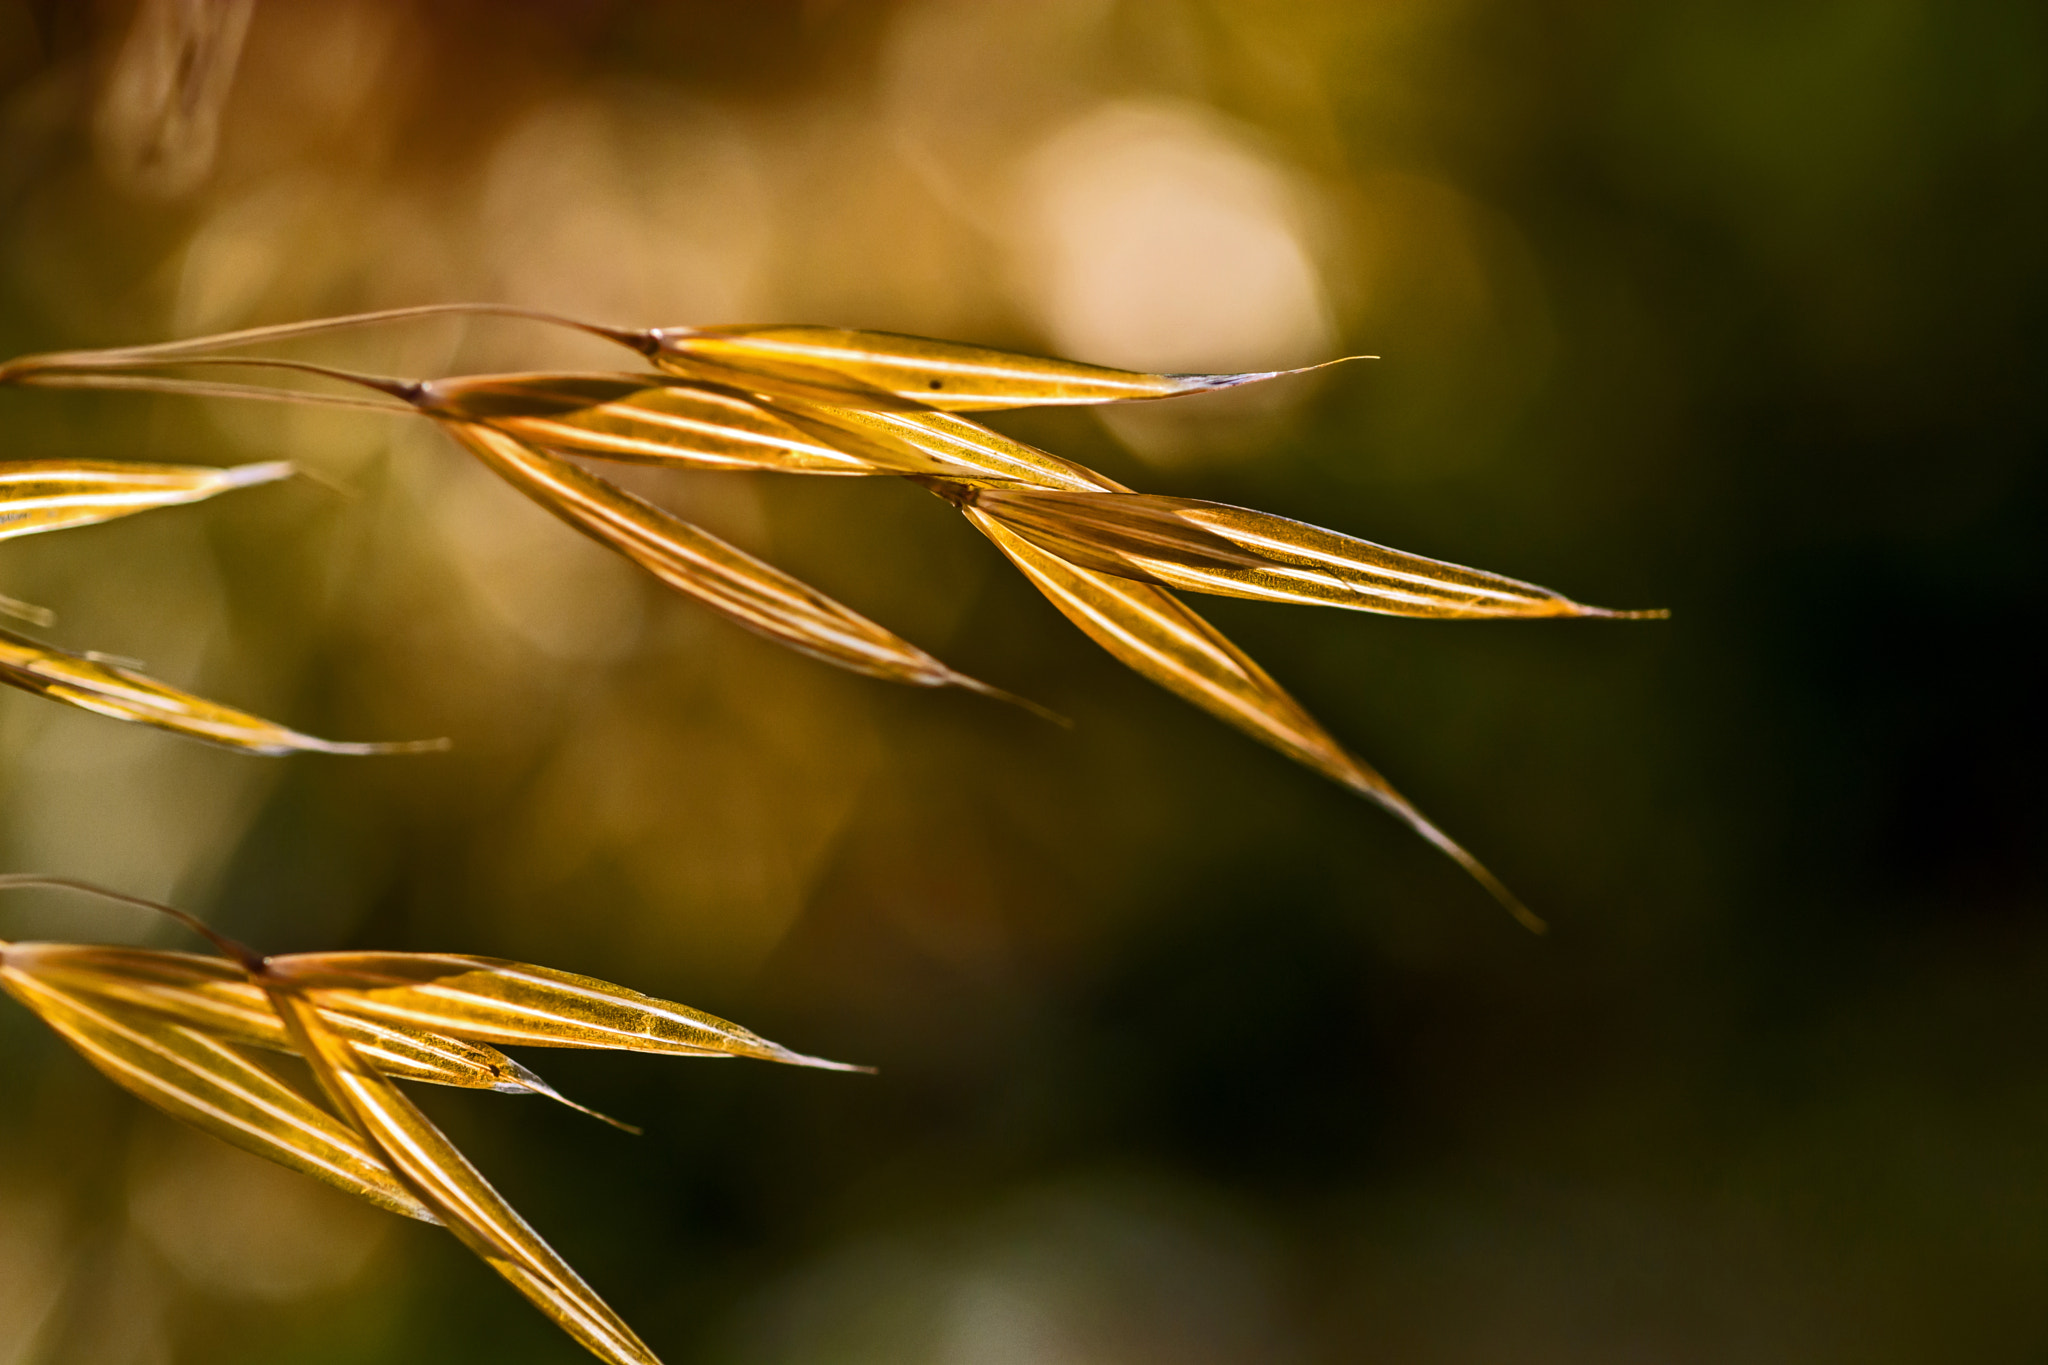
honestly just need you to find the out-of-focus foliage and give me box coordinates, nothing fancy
[0,2,2043,1363]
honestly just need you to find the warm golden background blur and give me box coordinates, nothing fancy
[2,1,2044,1361]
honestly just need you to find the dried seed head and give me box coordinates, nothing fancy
[2,877,867,1364]
[958,507,1547,932]
[441,420,1048,715]
[0,627,448,755]
[0,308,1664,929]
[264,950,872,1072]
[415,372,878,475]
[0,459,294,542]
[648,323,1371,411]
[970,489,1664,621]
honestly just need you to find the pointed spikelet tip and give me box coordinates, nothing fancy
[221,461,297,488]
[1178,354,1378,391]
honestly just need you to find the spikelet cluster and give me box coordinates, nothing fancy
[1,311,1664,1362]
[2,308,1663,926]
[0,876,859,1365]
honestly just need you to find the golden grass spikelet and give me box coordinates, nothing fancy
[763,396,1126,490]
[3,943,634,1126]
[0,458,292,625]
[414,372,882,474]
[5,350,1058,716]
[0,876,866,1365]
[0,962,441,1222]
[0,626,449,755]
[441,420,1049,715]
[0,304,1366,412]
[642,322,1370,411]
[1,307,1670,924]
[267,988,666,1365]
[261,950,866,1070]
[0,458,293,541]
[962,487,1666,620]
[0,451,441,750]
[955,506,1548,933]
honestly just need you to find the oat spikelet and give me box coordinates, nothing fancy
[0,627,448,755]
[957,505,1548,933]
[0,953,439,1221]
[441,420,1046,713]
[0,313,1671,925]
[0,459,293,542]
[645,323,1371,411]
[964,488,1665,620]
[1,877,868,1365]
[268,987,666,1365]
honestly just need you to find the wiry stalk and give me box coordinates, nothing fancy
[8,369,415,413]
[0,311,1668,930]
[1,351,424,400]
[0,302,655,381]
[0,874,262,969]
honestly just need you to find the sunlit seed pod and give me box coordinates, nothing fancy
[6,348,1125,491]
[3,944,624,1123]
[262,951,866,1071]
[417,370,1045,488]
[649,323,1364,412]
[2,872,872,1365]
[966,489,1664,621]
[0,459,293,541]
[440,420,1048,715]
[958,506,1544,932]
[0,626,449,755]
[6,358,1056,711]
[761,398,1126,492]
[265,983,665,1365]
[0,318,1646,935]
[413,372,881,475]
[0,955,438,1223]
[1,306,1364,412]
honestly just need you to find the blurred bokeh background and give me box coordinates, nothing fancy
[1,1,2043,1361]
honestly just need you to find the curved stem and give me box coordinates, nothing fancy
[0,303,654,380]
[0,875,263,968]
[16,353,423,400]
[11,370,417,414]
